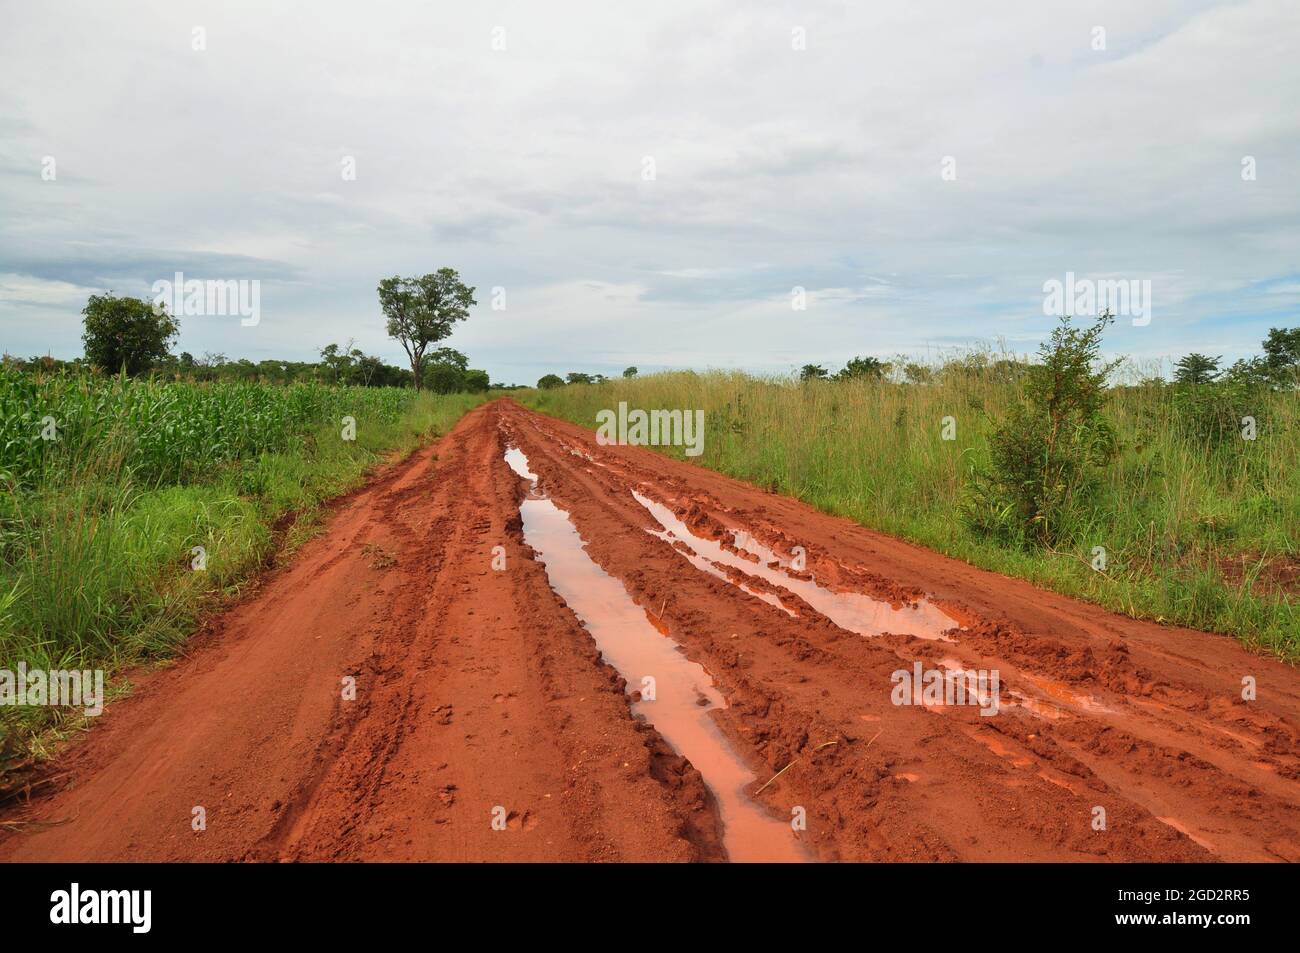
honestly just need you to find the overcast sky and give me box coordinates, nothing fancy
[1,0,1297,384]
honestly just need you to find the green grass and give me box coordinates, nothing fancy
[522,370,1299,661]
[0,368,426,487]
[0,374,483,767]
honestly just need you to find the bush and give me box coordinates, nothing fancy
[1172,367,1268,445]
[962,314,1120,546]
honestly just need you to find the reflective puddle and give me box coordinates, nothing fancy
[1017,672,1114,715]
[504,446,538,482]
[505,446,807,862]
[657,537,796,616]
[632,490,958,640]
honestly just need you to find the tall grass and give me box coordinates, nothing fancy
[0,371,483,766]
[523,370,1299,660]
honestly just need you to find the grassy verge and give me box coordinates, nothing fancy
[522,372,1298,661]
[0,384,483,772]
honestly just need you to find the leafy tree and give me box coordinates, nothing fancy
[351,355,380,386]
[963,313,1121,546]
[428,346,468,371]
[623,366,638,378]
[363,358,412,388]
[1226,356,1273,388]
[799,363,828,381]
[1173,353,1221,385]
[1262,327,1300,384]
[422,352,492,393]
[190,351,225,382]
[231,358,258,381]
[257,359,288,384]
[836,355,885,380]
[537,373,564,389]
[566,372,595,385]
[81,293,179,376]
[424,362,465,395]
[379,268,476,391]
[319,340,362,384]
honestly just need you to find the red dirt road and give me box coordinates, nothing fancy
[3,399,1299,862]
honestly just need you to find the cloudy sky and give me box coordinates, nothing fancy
[1,0,1297,384]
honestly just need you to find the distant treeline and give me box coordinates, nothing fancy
[2,289,518,393]
[795,326,1300,388]
[1,346,518,392]
[536,368,639,389]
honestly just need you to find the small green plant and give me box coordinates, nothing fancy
[962,313,1121,546]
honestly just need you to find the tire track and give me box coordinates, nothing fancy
[501,400,1300,862]
[3,398,1296,863]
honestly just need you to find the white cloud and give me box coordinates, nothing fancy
[0,273,99,308]
[1,0,1297,384]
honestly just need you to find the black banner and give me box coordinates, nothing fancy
[4,861,1279,939]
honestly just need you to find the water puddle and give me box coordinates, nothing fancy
[661,538,796,616]
[935,657,1001,713]
[965,728,1036,768]
[1005,690,1070,721]
[632,490,957,640]
[505,446,806,862]
[504,446,537,482]
[1017,672,1114,715]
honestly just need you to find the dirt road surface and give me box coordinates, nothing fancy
[3,399,1298,862]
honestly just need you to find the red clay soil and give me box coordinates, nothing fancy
[2,399,1298,862]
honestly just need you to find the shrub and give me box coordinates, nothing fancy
[962,313,1120,546]
[1172,361,1270,445]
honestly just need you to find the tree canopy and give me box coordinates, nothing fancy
[82,293,179,377]
[1173,353,1221,385]
[379,268,476,390]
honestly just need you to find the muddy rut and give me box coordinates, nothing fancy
[3,399,1298,862]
